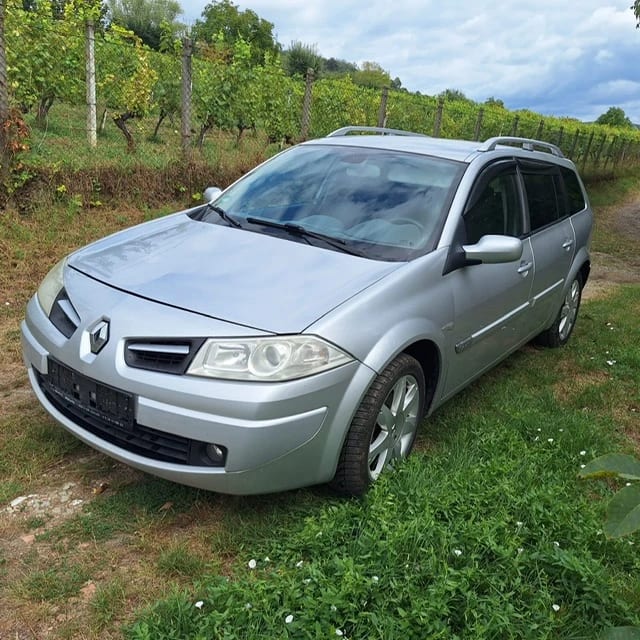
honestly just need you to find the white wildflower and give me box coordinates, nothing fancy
[285,614,294,624]
[453,549,463,557]
[547,438,554,443]
[248,559,257,569]
[552,604,560,612]
[517,548,524,554]
[606,360,616,366]
[331,605,337,612]
[372,575,379,582]
[336,630,344,637]
[516,521,523,527]
[295,560,304,568]
[580,464,586,469]
[579,450,586,456]
[553,541,560,548]
[195,601,204,609]
[245,603,252,610]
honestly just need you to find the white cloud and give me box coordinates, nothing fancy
[179,0,640,122]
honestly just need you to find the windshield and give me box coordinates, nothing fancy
[197,143,465,261]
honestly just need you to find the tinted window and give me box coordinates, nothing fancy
[464,173,522,244]
[522,170,563,232]
[561,168,586,214]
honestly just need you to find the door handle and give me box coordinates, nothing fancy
[517,261,533,274]
[562,239,573,251]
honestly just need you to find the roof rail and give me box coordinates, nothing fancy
[327,126,428,138]
[478,136,564,158]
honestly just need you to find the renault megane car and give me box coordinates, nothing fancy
[21,127,593,496]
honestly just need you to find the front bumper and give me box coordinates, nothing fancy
[21,284,377,494]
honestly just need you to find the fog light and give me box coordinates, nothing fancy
[205,443,226,465]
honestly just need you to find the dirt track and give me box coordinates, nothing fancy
[582,195,640,299]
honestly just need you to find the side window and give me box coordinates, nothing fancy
[561,167,586,214]
[464,173,522,244]
[522,170,563,232]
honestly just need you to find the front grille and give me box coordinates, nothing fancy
[124,338,205,374]
[37,359,225,467]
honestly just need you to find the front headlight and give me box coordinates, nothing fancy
[36,257,67,316]
[187,335,353,381]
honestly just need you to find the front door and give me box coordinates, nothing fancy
[443,162,534,397]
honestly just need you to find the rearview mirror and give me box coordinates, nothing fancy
[463,235,523,264]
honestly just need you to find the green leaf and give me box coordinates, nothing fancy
[603,484,640,538]
[578,454,640,481]
[600,627,640,640]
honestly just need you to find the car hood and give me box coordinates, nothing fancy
[69,213,402,333]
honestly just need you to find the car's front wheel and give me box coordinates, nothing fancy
[330,353,425,496]
[535,273,583,348]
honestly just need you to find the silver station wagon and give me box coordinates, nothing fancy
[22,127,593,496]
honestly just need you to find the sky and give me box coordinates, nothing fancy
[178,1,640,124]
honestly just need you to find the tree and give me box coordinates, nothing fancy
[438,88,472,103]
[6,0,85,126]
[484,96,505,109]
[596,106,633,128]
[324,57,357,75]
[633,0,639,27]
[193,0,279,65]
[97,25,158,151]
[283,41,322,78]
[107,0,184,50]
[148,28,181,140]
[351,61,392,89]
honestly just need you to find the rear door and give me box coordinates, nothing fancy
[519,161,575,330]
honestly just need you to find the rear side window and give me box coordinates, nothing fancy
[561,168,586,214]
[521,170,563,232]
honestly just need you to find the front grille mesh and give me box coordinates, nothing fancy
[124,339,205,374]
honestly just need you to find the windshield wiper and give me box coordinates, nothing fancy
[245,217,367,257]
[206,203,243,228]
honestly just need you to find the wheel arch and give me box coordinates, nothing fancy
[402,339,441,415]
[579,259,591,287]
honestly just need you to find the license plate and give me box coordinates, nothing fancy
[45,359,134,430]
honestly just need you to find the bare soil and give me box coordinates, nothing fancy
[582,195,640,300]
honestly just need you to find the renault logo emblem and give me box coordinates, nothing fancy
[89,320,110,354]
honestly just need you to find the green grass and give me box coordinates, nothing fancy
[15,561,91,602]
[23,103,266,171]
[90,578,129,631]
[125,286,640,640]
[0,145,638,638]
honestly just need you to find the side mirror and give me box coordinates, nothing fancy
[463,235,523,264]
[203,186,222,202]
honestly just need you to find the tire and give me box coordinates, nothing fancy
[535,273,583,348]
[330,353,425,496]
